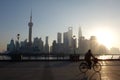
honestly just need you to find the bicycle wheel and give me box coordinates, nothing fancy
[93,62,101,72]
[79,62,88,73]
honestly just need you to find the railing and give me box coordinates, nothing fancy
[0,52,120,61]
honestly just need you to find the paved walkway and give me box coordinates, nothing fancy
[0,61,120,80]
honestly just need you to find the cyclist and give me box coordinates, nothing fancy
[85,49,97,69]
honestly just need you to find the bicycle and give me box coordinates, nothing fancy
[79,58,101,73]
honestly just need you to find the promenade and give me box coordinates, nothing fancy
[0,61,120,80]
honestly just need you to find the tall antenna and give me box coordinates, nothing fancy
[30,8,32,22]
[28,9,33,46]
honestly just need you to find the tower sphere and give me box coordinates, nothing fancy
[28,22,33,27]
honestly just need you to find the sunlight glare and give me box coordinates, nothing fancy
[94,27,114,49]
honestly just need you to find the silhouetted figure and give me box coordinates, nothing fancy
[85,49,96,69]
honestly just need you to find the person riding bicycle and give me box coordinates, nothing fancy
[85,49,97,69]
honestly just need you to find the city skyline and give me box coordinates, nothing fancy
[7,25,119,54]
[0,0,120,52]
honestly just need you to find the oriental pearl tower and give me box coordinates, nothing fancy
[28,11,33,46]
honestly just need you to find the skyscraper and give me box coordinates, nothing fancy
[78,27,82,38]
[78,27,83,49]
[7,39,15,52]
[68,27,73,47]
[63,32,69,47]
[44,36,49,53]
[57,32,62,43]
[78,27,87,53]
[28,11,33,46]
[63,27,73,53]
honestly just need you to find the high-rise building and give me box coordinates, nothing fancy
[63,27,73,53]
[63,32,69,47]
[39,38,44,53]
[52,40,57,53]
[45,36,48,45]
[44,36,49,53]
[28,11,33,46]
[90,36,98,53]
[33,37,40,51]
[72,36,77,53]
[15,40,20,51]
[7,39,15,52]
[78,27,89,53]
[20,39,27,48]
[78,27,83,50]
[78,27,82,39]
[57,32,62,43]
[63,27,73,47]
[33,37,44,52]
[68,27,73,47]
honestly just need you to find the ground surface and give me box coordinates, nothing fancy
[0,61,120,80]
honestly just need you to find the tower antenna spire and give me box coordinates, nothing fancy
[28,9,33,46]
[30,9,32,22]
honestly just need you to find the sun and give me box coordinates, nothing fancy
[94,28,114,49]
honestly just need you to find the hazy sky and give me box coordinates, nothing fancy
[0,0,120,52]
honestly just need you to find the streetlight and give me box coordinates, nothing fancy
[17,34,20,42]
[16,34,20,51]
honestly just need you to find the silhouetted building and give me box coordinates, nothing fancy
[7,39,15,52]
[78,36,89,54]
[63,32,69,47]
[19,39,29,52]
[63,27,73,53]
[57,32,62,43]
[44,36,49,53]
[78,27,89,54]
[7,20,111,55]
[39,38,44,53]
[90,36,98,53]
[52,32,64,53]
[33,37,44,52]
[52,40,57,53]
[78,27,82,39]
[68,27,73,47]
[28,11,33,46]
[72,36,77,54]
[63,32,69,53]
[15,40,20,51]
[56,43,64,53]
[20,39,27,48]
